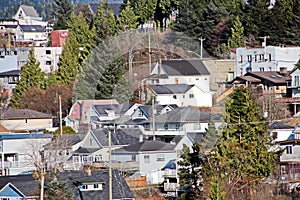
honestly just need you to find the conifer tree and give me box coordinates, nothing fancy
[52,0,73,30]
[208,87,278,199]
[203,118,219,150]
[228,16,245,48]
[11,49,46,107]
[55,32,80,85]
[119,1,138,31]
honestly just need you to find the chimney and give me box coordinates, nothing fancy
[279,67,288,76]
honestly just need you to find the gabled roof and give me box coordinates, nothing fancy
[149,84,193,94]
[0,70,22,76]
[0,108,52,120]
[57,170,134,200]
[20,25,45,32]
[245,71,291,84]
[43,134,85,149]
[0,175,40,197]
[20,5,39,17]
[231,75,261,84]
[91,128,142,146]
[187,132,205,144]
[162,59,210,76]
[269,121,294,130]
[93,104,134,116]
[149,107,222,124]
[113,140,176,153]
[137,104,178,118]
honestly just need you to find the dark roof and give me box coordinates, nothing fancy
[20,5,39,17]
[269,121,294,130]
[20,25,45,32]
[43,134,85,149]
[57,170,134,200]
[0,70,22,76]
[149,107,222,124]
[0,175,40,197]
[149,84,193,94]
[138,104,176,118]
[188,132,205,144]
[0,24,18,29]
[93,104,134,116]
[75,147,100,154]
[0,108,52,120]
[162,159,176,170]
[231,75,261,84]
[245,71,291,84]
[89,3,122,17]
[162,59,210,76]
[92,128,142,146]
[113,140,176,153]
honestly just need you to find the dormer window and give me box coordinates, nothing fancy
[79,183,103,191]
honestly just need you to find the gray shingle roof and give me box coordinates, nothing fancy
[92,128,142,146]
[0,108,52,120]
[43,134,85,149]
[162,59,210,76]
[150,107,222,123]
[0,175,40,197]
[0,70,22,76]
[57,170,134,200]
[269,121,294,130]
[149,84,193,94]
[113,140,175,153]
[20,5,39,17]
[93,104,133,115]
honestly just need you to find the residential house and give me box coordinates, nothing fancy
[112,140,177,183]
[236,46,300,76]
[0,133,53,175]
[0,174,40,199]
[20,25,48,47]
[231,68,290,98]
[87,103,141,129]
[13,5,47,27]
[146,84,212,107]
[65,99,119,132]
[0,70,22,106]
[269,121,294,142]
[0,108,53,132]
[142,107,222,142]
[0,47,31,69]
[57,170,135,200]
[34,46,62,73]
[287,67,300,115]
[0,19,23,43]
[147,59,211,93]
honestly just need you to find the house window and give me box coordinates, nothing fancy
[132,155,136,162]
[156,79,159,84]
[45,50,51,55]
[175,123,180,130]
[164,123,168,130]
[276,86,279,90]
[90,138,93,145]
[260,67,264,72]
[247,55,252,62]
[156,154,165,161]
[286,146,292,154]
[144,155,150,164]
[254,55,257,62]
[173,95,177,99]
[25,119,28,123]
[194,123,201,130]
[268,54,272,61]
[189,94,194,98]
[294,76,300,87]
[183,95,185,98]
[196,78,199,80]
[45,60,52,65]
[239,55,242,63]
[138,110,143,117]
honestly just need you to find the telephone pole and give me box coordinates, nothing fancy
[108,128,112,200]
[199,37,205,59]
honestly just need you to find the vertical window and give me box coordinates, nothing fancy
[173,95,177,99]
[194,123,201,130]
[260,67,264,72]
[189,94,194,98]
[132,155,136,162]
[45,50,51,54]
[286,146,292,154]
[183,95,185,98]
[175,77,179,84]
[90,138,93,145]
[247,55,252,62]
[239,55,242,63]
[45,60,52,65]
[268,54,272,61]
[144,155,150,163]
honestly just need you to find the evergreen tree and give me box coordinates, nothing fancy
[207,87,278,199]
[119,1,138,31]
[154,0,180,30]
[52,0,73,30]
[67,11,95,64]
[228,16,244,48]
[206,177,226,200]
[11,49,46,107]
[177,143,204,200]
[203,118,219,150]
[94,1,118,44]
[55,32,81,85]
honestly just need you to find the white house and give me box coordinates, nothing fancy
[236,46,300,76]
[34,46,63,73]
[0,133,53,175]
[13,5,47,27]
[147,59,211,93]
[146,84,212,107]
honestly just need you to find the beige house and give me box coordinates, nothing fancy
[0,108,52,132]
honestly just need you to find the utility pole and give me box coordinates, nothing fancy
[199,37,205,59]
[152,97,156,141]
[148,27,152,75]
[108,128,112,200]
[59,95,62,136]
